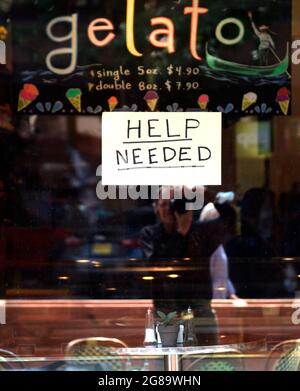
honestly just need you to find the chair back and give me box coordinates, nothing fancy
[65,337,129,371]
[0,349,26,370]
[181,348,244,371]
[266,339,300,371]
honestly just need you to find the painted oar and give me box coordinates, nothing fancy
[270,47,291,79]
[206,44,289,78]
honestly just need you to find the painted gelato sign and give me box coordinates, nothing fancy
[13,0,291,115]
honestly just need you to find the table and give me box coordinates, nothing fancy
[1,339,266,371]
[119,345,244,371]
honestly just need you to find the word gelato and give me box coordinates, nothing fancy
[45,0,300,76]
[46,0,209,75]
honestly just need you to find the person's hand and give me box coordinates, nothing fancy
[175,211,193,236]
[248,11,253,20]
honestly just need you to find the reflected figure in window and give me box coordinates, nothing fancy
[140,188,229,345]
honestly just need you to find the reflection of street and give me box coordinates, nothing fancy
[0,114,154,264]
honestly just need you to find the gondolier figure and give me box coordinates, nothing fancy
[248,11,275,66]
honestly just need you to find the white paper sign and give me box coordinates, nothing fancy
[102,112,222,186]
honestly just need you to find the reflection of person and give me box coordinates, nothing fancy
[140,199,236,299]
[248,11,275,66]
[140,190,228,345]
[226,188,279,298]
[199,203,237,299]
[140,197,192,260]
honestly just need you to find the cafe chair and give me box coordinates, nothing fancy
[0,349,26,370]
[265,339,300,371]
[65,337,130,371]
[180,348,244,371]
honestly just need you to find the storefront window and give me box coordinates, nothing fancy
[1,0,300,375]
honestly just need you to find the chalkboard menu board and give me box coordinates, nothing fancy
[12,0,291,115]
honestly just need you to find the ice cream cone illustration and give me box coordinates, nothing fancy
[108,96,118,112]
[279,100,289,115]
[18,84,39,112]
[144,91,159,111]
[66,88,82,112]
[276,87,290,115]
[242,92,257,111]
[197,94,209,110]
